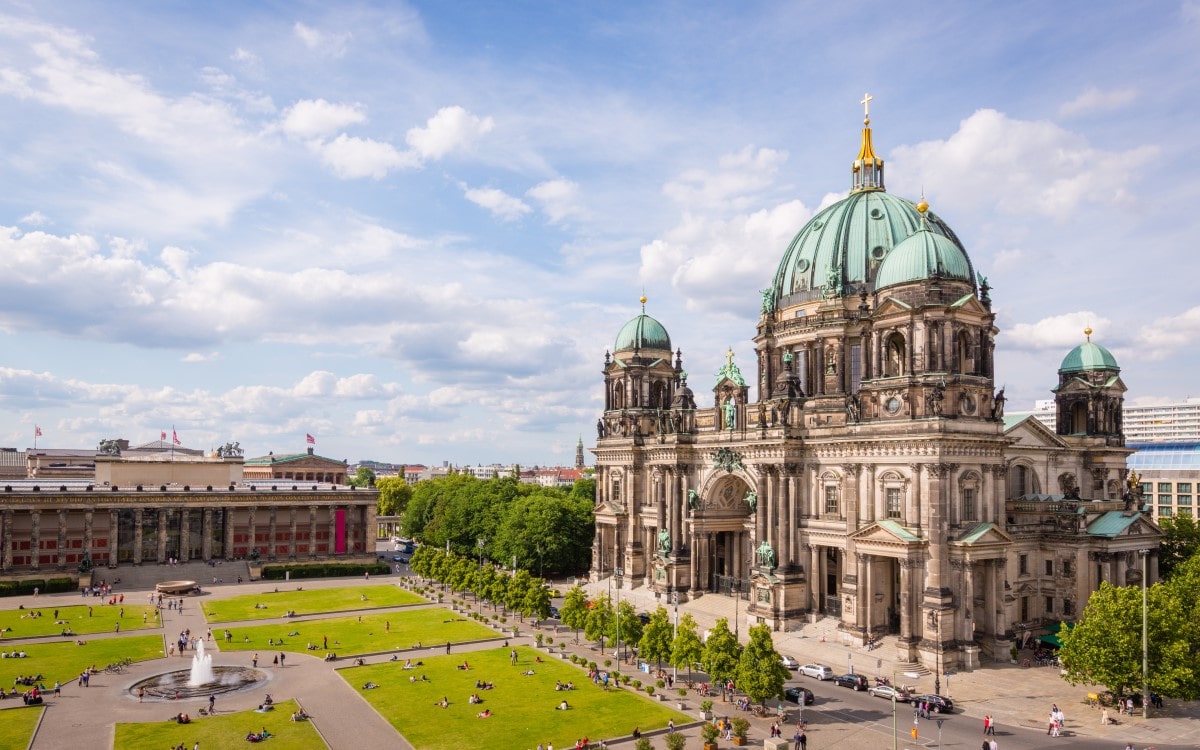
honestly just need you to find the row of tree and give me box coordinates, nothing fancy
[409,546,552,622]
[557,586,791,708]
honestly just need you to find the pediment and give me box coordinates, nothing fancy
[949,522,1014,548]
[849,520,925,549]
[873,297,913,316]
[1004,416,1068,449]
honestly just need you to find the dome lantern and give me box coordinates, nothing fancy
[852,93,885,193]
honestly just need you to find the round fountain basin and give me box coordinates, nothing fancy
[129,666,267,701]
[156,580,199,595]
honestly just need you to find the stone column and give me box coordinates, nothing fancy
[2,510,13,571]
[82,509,94,567]
[962,560,975,641]
[132,508,143,565]
[785,469,797,568]
[156,508,168,563]
[108,509,118,567]
[923,464,954,601]
[328,505,339,556]
[223,508,234,561]
[899,559,914,642]
[809,545,820,612]
[268,506,278,561]
[855,553,868,636]
[247,506,258,557]
[308,505,318,559]
[201,508,213,561]
[909,463,923,531]
[180,509,191,563]
[57,509,68,570]
[687,524,698,595]
[993,558,1008,637]
[667,471,678,556]
[288,507,298,560]
[678,471,690,555]
[29,510,41,570]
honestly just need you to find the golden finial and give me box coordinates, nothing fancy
[1084,327,1092,342]
[916,192,929,214]
[725,346,735,366]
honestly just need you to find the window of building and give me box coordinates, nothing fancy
[961,488,977,522]
[1045,596,1054,615]
[1178,495,1192,506]
[1159,482,1173,493]
[1044,559,1054,576]
[1140,482,1153,496]
[1179,508,1193,518]
[1063,560,1073,578]
[1019,554,1028,576]
[824,485,839,515]
[1179,483,1193,493]
[795,349,808,394]
[886,487,902,519]
[1159,506,1173,517]
[1020,596,1029,621]
[1063,599,1074,617]
[849,343,862,393]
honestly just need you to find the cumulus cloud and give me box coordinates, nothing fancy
[293,22,351,58]
[1005,311,1112,351]
[1134,305,1200,361]
[663,146,788,211]
[280,99,366,139]
[462,186,531,221]
[1059,86,1138,118]
[182,352,220,363]
[527,179,583,223]
[405,106,494,161]
[315,134,420,179]
[889,109,1158,219]
[19,211,47,226]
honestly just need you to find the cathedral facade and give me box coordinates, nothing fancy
[591,105,1160,672]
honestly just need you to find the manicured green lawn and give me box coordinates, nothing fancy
[202,585,424,623]
[218,608,497,657]
[0,635,164,686]
[0,704,43,748]
[115,698,325,750]
[342,646,688,750]
[0,602,159,638]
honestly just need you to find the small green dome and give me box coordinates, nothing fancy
[615,313,671,353]
[1060,340,1120,374]
[874,225,974,290]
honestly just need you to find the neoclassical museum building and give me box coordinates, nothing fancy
[591,104,1161,671]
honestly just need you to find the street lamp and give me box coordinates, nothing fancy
[929,610,942,696]
[614,567,624,661]
[672,592,679,681]
[1140,548,1149,719]
[477,537,486,569]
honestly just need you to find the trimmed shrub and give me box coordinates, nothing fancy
[261,562,389,580]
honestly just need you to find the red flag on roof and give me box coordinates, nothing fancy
[172,429,181,446]
[306,433,316,445]
[161,430,167,441]
[35,425,42,438]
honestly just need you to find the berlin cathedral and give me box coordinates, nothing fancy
[590,100,1161,672]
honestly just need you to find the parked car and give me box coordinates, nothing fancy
[833,673,869,691]
[548,606,560,619]
[912,694,955,713]
[868,685,912,702]
[780,655,800,670]
[637,612,651,625]
[391,554,409,563]
[799,664,834,681]
[783,686,815,705]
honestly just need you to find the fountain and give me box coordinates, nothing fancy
[190,640,215,686]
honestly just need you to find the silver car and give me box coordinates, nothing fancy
[799,663,834,680]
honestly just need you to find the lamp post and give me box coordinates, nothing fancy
[672,592,679,681]
[929,610,942,696]
[614,566,624,661]
[1140,548,1149,719]
[477,537,486,569]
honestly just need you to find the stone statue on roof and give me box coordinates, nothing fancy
[756,539,776,571]
[658,527,671,557]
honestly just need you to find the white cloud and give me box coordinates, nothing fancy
[182,352,220,363]
[463,186,531,221]
[18,211,47,226]
[889,109,1158,219]
[280,99,366,139]
[527,179,583,223]
[293,22,351,58]
[1058,86,1138,118]
[663,146,788,211]
[1005,311,1112,351]
[405,106,494,161]
[1134,305,1200,361]
[315,134,420,179]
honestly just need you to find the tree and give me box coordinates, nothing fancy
[735,623,789,708]
[671,613,704,683]
[375,476,412,517]
[613,599,643,660]
[701,617,741,687]
[1159,515,1200,580]
[560,585,590,642]
[585,594,614,650]
[348,467,376,487]
[522,580,552,622]
[639,606,673,671]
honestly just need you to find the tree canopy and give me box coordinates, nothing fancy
[375,476,412,517]
[1158,515,1200,580]
[736,623,789,707]
[701,617,742,685]
[348,466,376,487]
[670,613,704,682]
[560,586,590,642]
[638,606,673,670]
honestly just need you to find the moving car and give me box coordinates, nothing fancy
[799,664,834,681]
[833,673,868,691]
[912,694,955,713]
[780,655,800,670]
[867,684,912,702]
[783,686,815,705]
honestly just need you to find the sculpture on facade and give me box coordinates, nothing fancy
[596,418,606,438]
[845,391,861,423]
[687,489,700,511]
[97,439,121,456]
[658,528,671,557]
[711,447,745,473]
[991,387,1006,419]
[927,384,944,417]
[217,441,243,458]
[722,397,736,430]
[745,490,758,514]
[760,287,776,314]
[755,540,776,570]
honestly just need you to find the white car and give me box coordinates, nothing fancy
[780,655,800,670]
[799,663,834,681]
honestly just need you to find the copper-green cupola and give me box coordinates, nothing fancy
[614,296,672,353]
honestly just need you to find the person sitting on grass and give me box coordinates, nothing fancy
[291,709,311,722]
[456,661,470,670]
[521,669,535,676]
[361,682,379,690]
[557,700,570,711]
[476,709,492,718]
[436,697,449,708]
[469,693,482,704]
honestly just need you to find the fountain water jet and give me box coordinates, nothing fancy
[190,639,215,686]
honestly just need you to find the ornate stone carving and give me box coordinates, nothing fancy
[841,463,863,477]
[712,447,745,473]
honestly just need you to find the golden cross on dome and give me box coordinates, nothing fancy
[860,92,873,123]
[725,347,735,366]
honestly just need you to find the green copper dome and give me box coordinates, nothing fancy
[615,313,671,353]
[874,224,974,290]
[1059,339,1120,374]
[770,191,969,304]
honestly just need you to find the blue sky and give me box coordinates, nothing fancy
[1,1,1197,466]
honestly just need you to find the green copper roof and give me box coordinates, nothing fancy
[1059,341,1120,374]
[874,225,973,290]
[877,519,921,542]
[770,191,970,303]
[614,313,671,353]
[1087,510,1142,538]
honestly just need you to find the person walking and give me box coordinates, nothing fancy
[252,653,258,668]
[279,652,286,668]
[209,694,216,714]
[272,655,279,669]
[1101,707,1109,726]
[446,641,451,654]
[988,739,997,750]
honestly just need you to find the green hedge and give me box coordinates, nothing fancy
[260,562,390,580]
[0,576,76,597]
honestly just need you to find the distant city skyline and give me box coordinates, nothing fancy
[2,3,1198,464]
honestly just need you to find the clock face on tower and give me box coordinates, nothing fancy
[885,396,902,415]
[960,394,976,415]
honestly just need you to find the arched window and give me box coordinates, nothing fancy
[1007,463,1041,498]
[958,471,981,522]
[612,382,624,410]
[1070,402,1087,434]
[956,331,973,375]
[885,333,906,377]
[649,381,666,409]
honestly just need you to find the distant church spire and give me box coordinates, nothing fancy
[851,92,885,193]
[575,435,584,468]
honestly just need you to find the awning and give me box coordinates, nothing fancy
[1045,621,1075,634]
[1039,633,1063,648]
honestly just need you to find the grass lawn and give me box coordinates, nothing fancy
[342,646,688,750]
[0,635,164,686]
[218,608,497,657]
[202,585,424,623]
[0,602,159,638]
[0,705,43,748]
[115,698,325,750]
